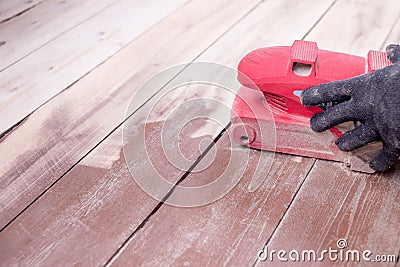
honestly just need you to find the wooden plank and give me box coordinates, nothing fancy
[381,14,400,48]
[0,75,270,266]
[103,0,341,265]
[0,0,120,71]
[305,0,400,55]
[0,0,44,23]
[2,0,396,266]
[254,1,400,266]
[0,0,334,229]
[110,0,400,265]
[0,0,187,135]
[110,136,315,266]
[0,0,333,264]
[0,0,261,230]
[259,160,400,267]
[0,0,263,243]
[0,128,162,266]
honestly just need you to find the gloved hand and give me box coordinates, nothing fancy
[301,44,400,171]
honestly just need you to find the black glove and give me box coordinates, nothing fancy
[301,44,400,171]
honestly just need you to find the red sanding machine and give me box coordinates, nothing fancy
[230,40,392,173]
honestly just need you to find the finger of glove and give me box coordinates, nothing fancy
[335,124,379,151]
[370,145,399,172]
[310,101,358,132]
[300,76,366,106]
[386,44,400,63]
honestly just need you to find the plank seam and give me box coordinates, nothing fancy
[1,0,120,72]
[251,159,317,266]
[379,11,400,51]
[0,0,262,233]
[0,115,29,140]
[0,0,197,229]
[0,0,191,138]
[104,122,230,266]
[248,11,400,261]
[104,0,340,263]
[246,1,340,262]
[104,0,276,263]
[301,0,338,40]
[0,0,47,24]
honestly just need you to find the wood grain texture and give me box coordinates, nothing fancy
[193,0,340,127]
[107,0,343,265]
[0,0,187,135]
[253,0,400,265]
[1,0,399,266]
[0,0,330,263]
[0,0,119,71]
[0,0,44,23]
[112,0,400,265]
[0,0,261,230]
[0,0,267,264]
[0,78,266,266]
[305,0,400,55]
[0,128,162,266]
[382,14,400,48]
[257,160,400,267]
[110,134,315,266]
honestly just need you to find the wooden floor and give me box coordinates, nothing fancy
[0,0,399,266]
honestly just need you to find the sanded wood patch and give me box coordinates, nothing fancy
[258,160,400,267]
[0,0,261,231]
[0,0,399,265]
[110,135,315,266]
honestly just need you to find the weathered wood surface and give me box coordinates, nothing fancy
[0,0,399,266]
[0,0,265,265]
[254,2,400,266]
[0,81,259,266]
[383,14,400,49]
[258,160,400,267]
[0,127,160,266]
[0,0,262,230]
[0,0,119,71]
[109,0,400,265]
[4,2,334,263]
[305,0,400,55]
[0,0,44,23]
[110,135,315,266]
[0,0,187,135]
